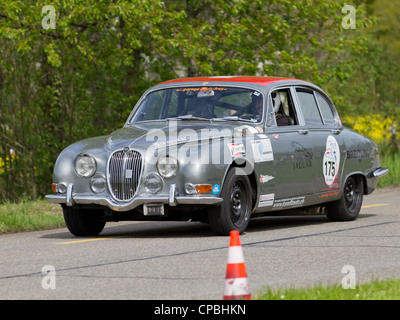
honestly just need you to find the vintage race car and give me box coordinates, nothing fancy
[46,76,389,236]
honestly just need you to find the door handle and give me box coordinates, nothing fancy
[298,129,309,135]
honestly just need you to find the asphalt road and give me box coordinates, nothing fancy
[0,186,399,300]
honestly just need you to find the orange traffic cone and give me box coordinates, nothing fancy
[223,230,251,300]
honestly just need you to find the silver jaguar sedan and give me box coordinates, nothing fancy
[46,76,388,236]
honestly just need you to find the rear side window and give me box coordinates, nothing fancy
[296,89,323,126]
[315,92,335,125]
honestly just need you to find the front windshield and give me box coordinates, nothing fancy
[129,86,264,123]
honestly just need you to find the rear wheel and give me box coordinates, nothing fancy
[327,175,364,221]
[63,207,106,236]
[208,168,252,235]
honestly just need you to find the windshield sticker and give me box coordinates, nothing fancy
[176,87,227,92]
[251,139,273,162]
[323,135,340,186]
[198,87,214,97]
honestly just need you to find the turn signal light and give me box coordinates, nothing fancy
[196,184,213,194]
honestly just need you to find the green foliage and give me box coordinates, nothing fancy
[0,0,398,201]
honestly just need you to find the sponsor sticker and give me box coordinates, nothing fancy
[251,138,273,162]
[227,143,245,157]
[212,184,221,195]
[259,193,274,207]
[323,135,340,186]
[259,174,274,183]
[272,196,305,209]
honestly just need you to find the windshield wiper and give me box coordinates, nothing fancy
[216,116,257,123]
[168,115,211,121]
[166,115,258,123]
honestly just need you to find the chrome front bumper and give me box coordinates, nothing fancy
[45,183,223,212]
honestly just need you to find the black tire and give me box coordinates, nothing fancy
[208,168,252,235]
[63,207,106,236]
[327,175,364,221]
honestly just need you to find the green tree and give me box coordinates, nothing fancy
[0,0,396,202]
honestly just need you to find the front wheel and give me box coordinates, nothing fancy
[63,207,106,236]
[208,168,252,235]
[327,175,364,221]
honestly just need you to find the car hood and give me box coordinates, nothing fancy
[103,121,262,151]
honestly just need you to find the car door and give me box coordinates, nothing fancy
[263,86,315,206]
[294,87,345,195]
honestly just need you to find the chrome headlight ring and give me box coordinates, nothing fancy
[90,173,107,193]
[156,154,178,179]
[75,153,97,178]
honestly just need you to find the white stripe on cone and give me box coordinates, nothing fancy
[227,246,245,264]
[223,277,251,296]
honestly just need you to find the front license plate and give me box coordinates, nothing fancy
[143,204,165,216]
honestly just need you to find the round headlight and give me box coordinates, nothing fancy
[75,154,97,178]
[90,173,106,194]
[157,154,178,179]
[143,173,163,194]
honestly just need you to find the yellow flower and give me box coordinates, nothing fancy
[344,115,396,144]
[0,157,4,174]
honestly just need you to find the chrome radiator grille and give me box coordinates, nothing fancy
[108,150,142,201]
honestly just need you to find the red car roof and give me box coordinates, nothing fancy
[157,76,301,86]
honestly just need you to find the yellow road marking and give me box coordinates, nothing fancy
[361,203,390,209]
[54,235,130,245]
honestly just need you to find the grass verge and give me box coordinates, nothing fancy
[255,278,400,300]
[0,198,64,234]
[378,153,400,188]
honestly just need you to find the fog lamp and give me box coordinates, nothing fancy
[90,173,106,194]
[144,173,163,194]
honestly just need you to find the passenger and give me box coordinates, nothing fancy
[272,92,290,126]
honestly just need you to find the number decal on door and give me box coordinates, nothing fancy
[323,136,340,186]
